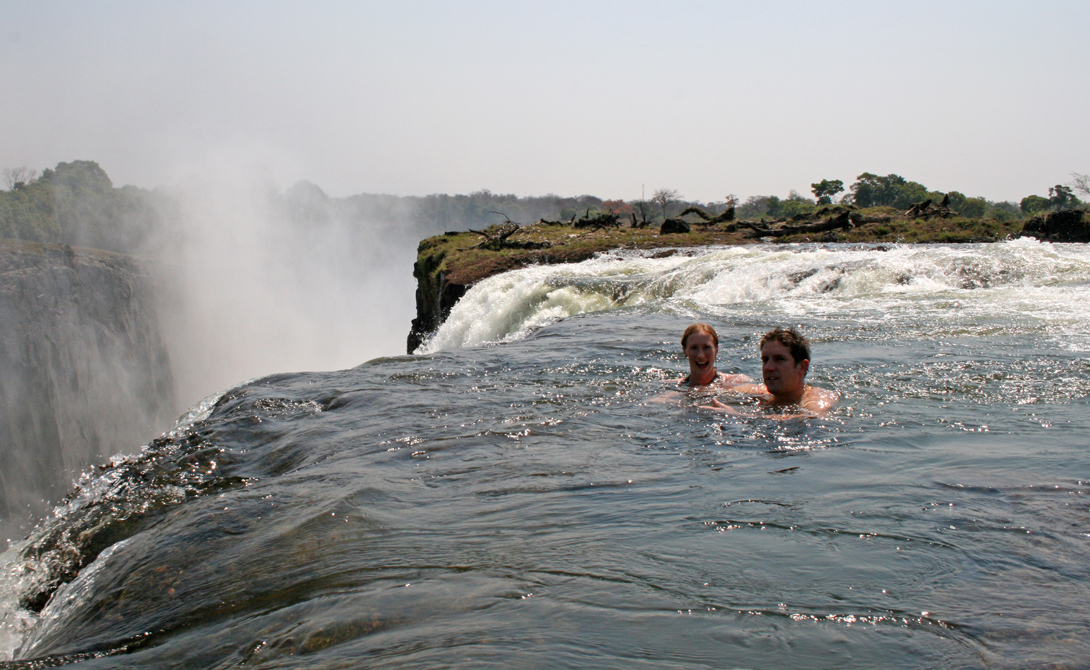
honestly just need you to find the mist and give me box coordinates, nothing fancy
[0,158,462,546]
[4,154,625,541]
[146,172,424,408]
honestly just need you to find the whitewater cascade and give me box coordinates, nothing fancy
[420,239,1090,353]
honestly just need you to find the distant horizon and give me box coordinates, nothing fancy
[9,157,1080,208]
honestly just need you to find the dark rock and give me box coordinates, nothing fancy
[659,219,690,234]
[1019,209,1090,243]
[573,211,621,230]
[407,242,471,353]
[742,210,854,239]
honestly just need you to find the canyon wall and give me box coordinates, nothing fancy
[0,241,176,537]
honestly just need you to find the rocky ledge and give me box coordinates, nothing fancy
[407,206,1086,353]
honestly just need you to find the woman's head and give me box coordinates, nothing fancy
[681,323,718,349]
[681,323,720,385]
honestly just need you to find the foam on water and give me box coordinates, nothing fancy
[420,240,1090,353]
[0,557,34,661]
[0,386,240,662]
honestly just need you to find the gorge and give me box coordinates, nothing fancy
[0,241,174,541]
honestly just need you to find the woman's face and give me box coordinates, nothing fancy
[684,332,718,377]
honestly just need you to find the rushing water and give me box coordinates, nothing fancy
[2,240,1089,668]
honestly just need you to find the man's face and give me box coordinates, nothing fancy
[761,340,809,398]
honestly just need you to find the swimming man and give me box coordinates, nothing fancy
[705,326,838,416]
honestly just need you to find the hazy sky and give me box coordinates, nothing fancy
[3,1,1088,203]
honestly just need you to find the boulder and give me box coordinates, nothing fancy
[1019,209,1089,243]
[659,219,690,234]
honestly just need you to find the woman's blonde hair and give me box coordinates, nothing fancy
[681,323,718,348]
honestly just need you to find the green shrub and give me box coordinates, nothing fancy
[1020,195,1050,214]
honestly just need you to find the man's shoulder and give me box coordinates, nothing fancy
[802,385,838,412]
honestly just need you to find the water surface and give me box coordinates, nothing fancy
[2,240,1088,668]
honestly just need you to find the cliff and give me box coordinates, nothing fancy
[0,241,176,535]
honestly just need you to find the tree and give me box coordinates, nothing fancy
[779,190,816,218]
[0,176,58,241]
[1071,173,1090,198]
[600,199,634,217]
[782,200,816,218]
[767,195,784,218]
[1020,195,1051,214]
[44,160,129,250]
[631,200,654,226]
[959,197,988,218]
[939,191,978,217]
[847,173,929,209]
[3,167,39,190]
[942,191,968,212]
[985,201,1020,221]
[737,195,772,220]
[651,188,680,220]
[1049,184,1078,210]
[0,160,164,251]
[811,179,844,205]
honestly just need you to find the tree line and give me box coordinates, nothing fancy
[0,161,168,252]
[731,173,1086,223]
[2,161,1087,255]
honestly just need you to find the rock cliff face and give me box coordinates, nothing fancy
[0,241,176,535]
[406,242,468,354]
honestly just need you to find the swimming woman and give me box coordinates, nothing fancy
[672,323,752,388]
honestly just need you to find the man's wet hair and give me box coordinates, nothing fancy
[760,327,810,364]
[682,323,718,349]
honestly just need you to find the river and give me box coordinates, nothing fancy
[2,239,1088,668]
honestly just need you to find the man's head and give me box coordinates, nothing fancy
[759,327,810,402]
[760,327,810,365]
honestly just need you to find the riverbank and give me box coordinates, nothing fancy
[408,206,1077,352]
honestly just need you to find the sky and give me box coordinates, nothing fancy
[2,0,1088,203]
